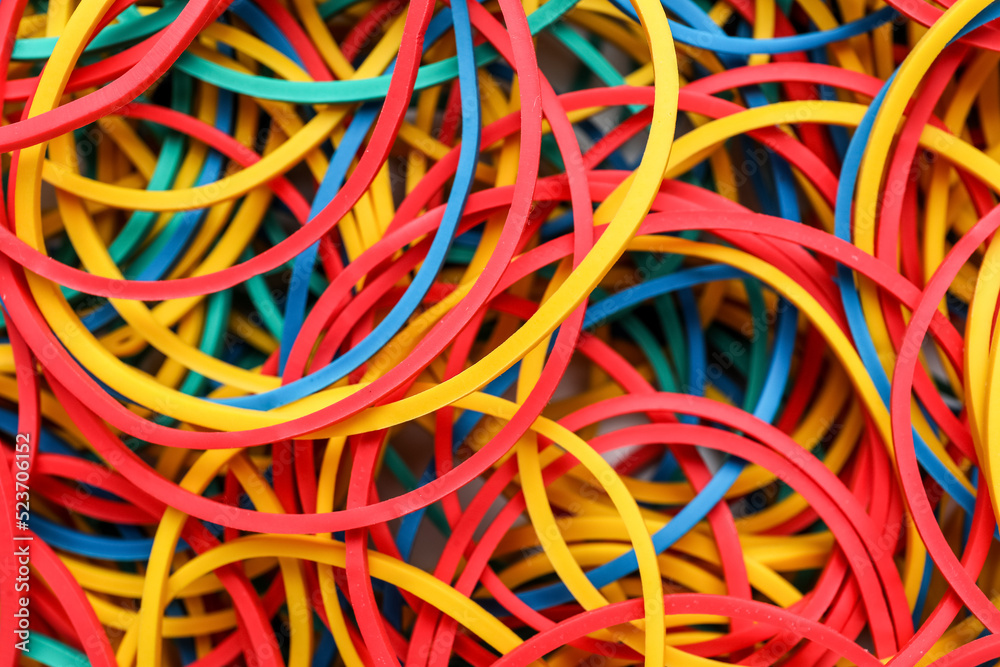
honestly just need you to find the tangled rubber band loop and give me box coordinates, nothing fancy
[3,0,1000,665]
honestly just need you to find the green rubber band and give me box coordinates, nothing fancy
[24,634,90,667]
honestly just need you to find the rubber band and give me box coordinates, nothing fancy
[5,0,1000,664]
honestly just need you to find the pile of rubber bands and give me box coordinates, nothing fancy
[6,0,1000,663]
